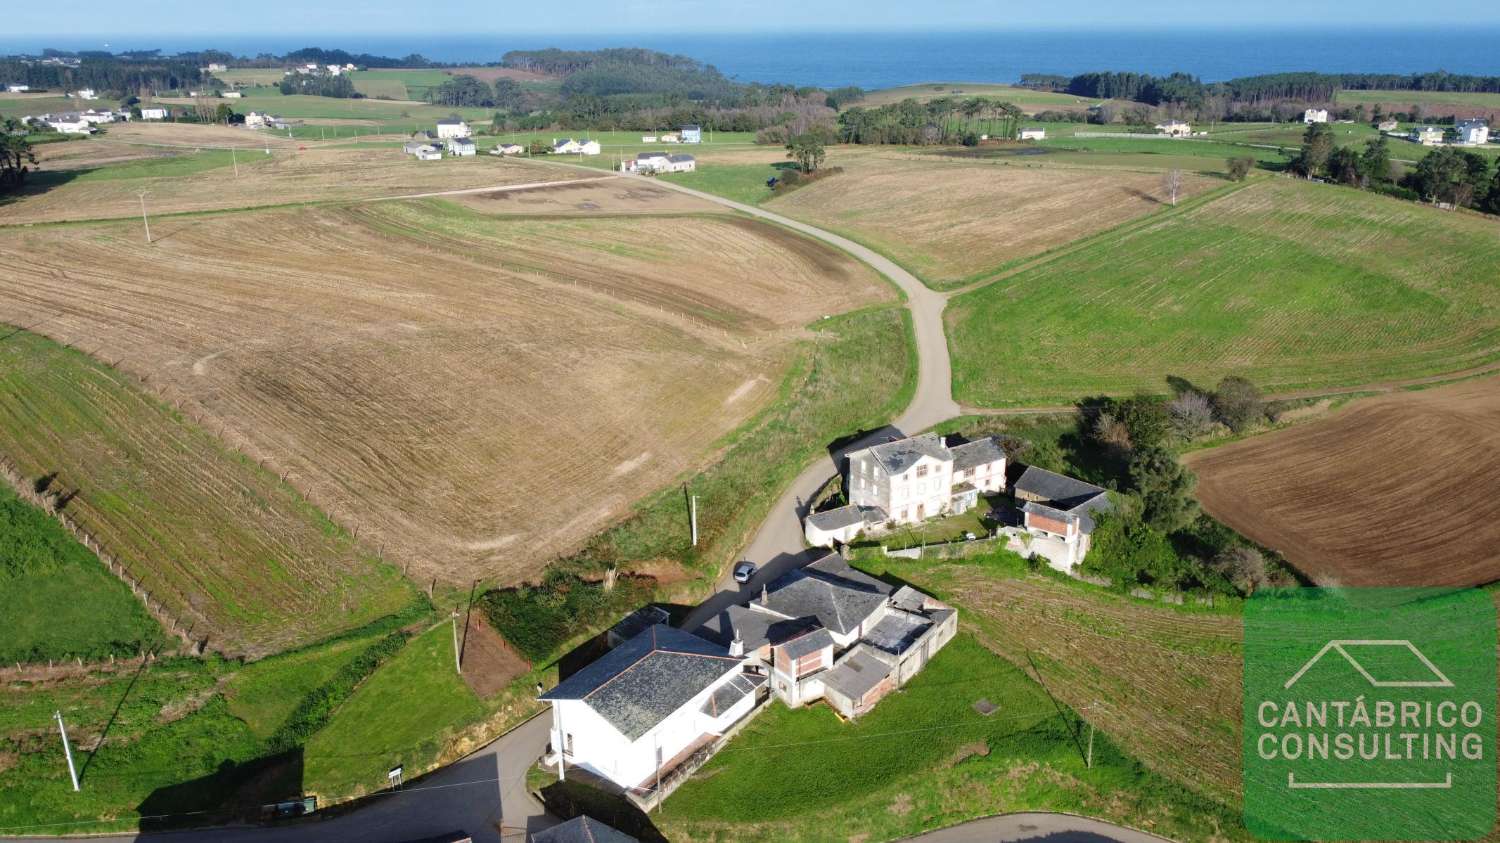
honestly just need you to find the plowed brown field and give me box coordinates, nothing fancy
[0,200,890,586]
[1186,377,1500,587]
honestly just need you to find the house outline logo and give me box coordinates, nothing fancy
[1284,639,1455,690]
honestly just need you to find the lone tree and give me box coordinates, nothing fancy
[786,132,826,173]
[1227,156,1255,182]
[1163,168,1183,205]
[0,119,37,194]
[1211,375,1265,432]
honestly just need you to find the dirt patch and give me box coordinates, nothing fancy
[458,179,721,216]
[1187,377,1500,588]
[946,741,991,767]
[458,614,529,698]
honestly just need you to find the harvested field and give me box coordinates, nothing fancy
[458,614,529,698]
[939,566,1244,803]
[948,177,1500,407]
[5,131,577,223]
[0,330,416,657]
[1186,377,1500,588]
[0,201,891,587]
[450,178,722,215]
[765,149,1214,287]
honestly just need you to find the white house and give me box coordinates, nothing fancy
[72,88,98,100]
[1303,108,1330,124]
[206,62,227,72]
[140,106,169,120]
[1018,127,1046,140]
[1154,119,1191,137]
[533,816,638,843]
[1456,119,1490,146]
[1377,119,1399,133]
[435,118,471,139]
[6,84,30,93]
[1411,125,1444,146]
[665,153,695,172]
[326,64,343,76]
[552,137,601,155]
[681,124,702,143]
[445,136,476,156]
[490,143,525,156]
[1013,465,1111,571]
[222,90,243,99]
[641,135,658,143]
[698,553,958,720]
[45,114,93,134]
[540,624,762,793]
[623,151,670,172]
[79,109,114,125]
[404,141,443,161]
[242,110,268,128]
[659,131,681,143]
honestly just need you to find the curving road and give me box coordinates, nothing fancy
[903,812,1173,843]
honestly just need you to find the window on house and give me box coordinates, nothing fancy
[915,465,928,478]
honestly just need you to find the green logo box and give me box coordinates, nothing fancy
[1244,588,1496,840]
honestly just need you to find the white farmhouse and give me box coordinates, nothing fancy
[1303,108,1330,124]
[1018,127,1046,140]
[435,118,470,139]
[445,136,476,156]
[1456,119,1490,146]
[222,90,243,99]
[79,109,115,125]
[540,625,760,793]
[140,106,169,120]
[680,124,702,143]
[6,84,30,92]
[1154,119,1191,137]
[1411,125,1444,146]
[552,137,601,155]
[243,110,268,128]
[72,88,98,100]
[490,143,525,156]
[45,113,93,134]
[641,135,658,142]
[206,62,227,72]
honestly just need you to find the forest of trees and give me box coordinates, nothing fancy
[278,71,357,98]
[0,54,207,97]
[1290,122,1500,213]
[837,97,1024,145]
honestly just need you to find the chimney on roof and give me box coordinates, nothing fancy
[761,584,769,606]
[729,634,744,658]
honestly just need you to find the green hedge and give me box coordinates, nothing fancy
[267,629,410,751]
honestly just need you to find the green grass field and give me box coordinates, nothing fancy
[856,83,1101,112]
[224,636,378,739]
[0,328,417,657]
[947,177,1500,407]
[348,68,453,100]
[0,483,165,664]
[0,95,78,119]
[153,92,494,124]
[660,161,784,204]
[1334,89,1500,110]
[659,634,1241,842]
[211,69,287,88]
[301,623,488,799]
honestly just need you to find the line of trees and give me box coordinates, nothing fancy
[278,71,357,98]
[837,97,1024,145]
[0,56,207,98]
[1291,122,1500,213]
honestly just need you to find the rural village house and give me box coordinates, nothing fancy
[553,137,602,155]
[1411,125,1445,146]
[1303,108,1330,124]
[680,124,702,143]
[72,88,97,100]
[805,433,1006,547]
[140,106,169,120]
[1019,127,1046,140]
[1155,119,1191,137]
[1456,119,1490,146]
[491,143,525,156]
[445,136,476,156]
[620,151,696,173]
[532,815,638,843]
[1378,118,1399,132]
[1013,465,1111,570]
[79,109,115,125]
[436,118,471,139]
[43,113,93,134]
[222,90,243,98]
[540,554,955,806]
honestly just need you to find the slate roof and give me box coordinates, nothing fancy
[539,625,740,741]
[1022,496,1111,534]
[668,153,695,162]
[822,646,892,702]
[1013,466,1107,510]
[863,610,934,657]
[436,118,465,126]
[805,503,883,532]
[854,432,953,477]
[951,437,1006,473]
[780,627,834,660]
[636,151,668,160]
[608,605,670,643]
[693,604,820,652]
[531,815,639,843]
[700,672,766,717]
[758,553,893,635]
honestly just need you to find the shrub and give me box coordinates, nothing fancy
[480,570,655,663]
[1211,375,1265,432]
[267,629,411,751]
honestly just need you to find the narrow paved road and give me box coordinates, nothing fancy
[902,812,1172,842]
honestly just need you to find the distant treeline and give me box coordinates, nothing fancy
[838,98,1024,145]
[0,54,207,97]
[1021,69,1500,106]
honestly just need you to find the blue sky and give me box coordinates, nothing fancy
[16,0,1500,36]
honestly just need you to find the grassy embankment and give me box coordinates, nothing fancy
[948,176,1500,407]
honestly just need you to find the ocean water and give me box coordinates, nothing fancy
[5,29,1500,89]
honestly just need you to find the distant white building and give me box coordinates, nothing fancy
[681,124,702,143]
[553,138,601,155]
[1154,119,1191,137]
[1411,125,1444,146]
[622,151,695,173]
[1377,119,1399,132]
[79,109,114,125]
[222,90,242,99]
[206,62,227,72]
[72,88,98,100]
[6,84,30,92]
[1456,119,1490,146]
[491,143,525,156]
[445,136,476,156]
[640,135,657,143]
[435,118,470,139]
[659,131,681,143]
[45,113,93,134]
[407,143,442,161]
[243,110,270,128]
[140,106,169,120]
[1303,108,1330,124]
[1018,127,1046,140]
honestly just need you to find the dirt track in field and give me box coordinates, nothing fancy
[1186,377,1500,588]
[0,200,890,586]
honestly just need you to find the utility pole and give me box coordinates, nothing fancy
[137,192,152,244]
[55,710,80,792]
[231,146,238,178]
[690,494,699,546]
[451,614,461,674]
[555,706,566,782]
[1085,720,1095,768]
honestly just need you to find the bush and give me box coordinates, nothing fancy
[480,570,655,663]
[1227,156,1255,181]
[267,629,411,751]
[1211,375,1265,432]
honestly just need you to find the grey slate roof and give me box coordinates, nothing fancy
[758,553,893,635]
[531,815,639,843]
[539,625,740,741]
[436,118,465,126]
[1022,495,1111,534]
[854,433,952,477]
[889,584,928,613]
[805,504,882,532]
[822,646,892,701]
[700,671,766,717]
[693,604,819,652]
[1013,466,1107,510]
[780,627,834,660]
[668,153,695,162]
[608,605,670,643]
[636,151,668,160]
[950,437,1006,473]
[863,610,933,657]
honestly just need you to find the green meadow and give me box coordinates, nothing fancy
[947,176,1500,407]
